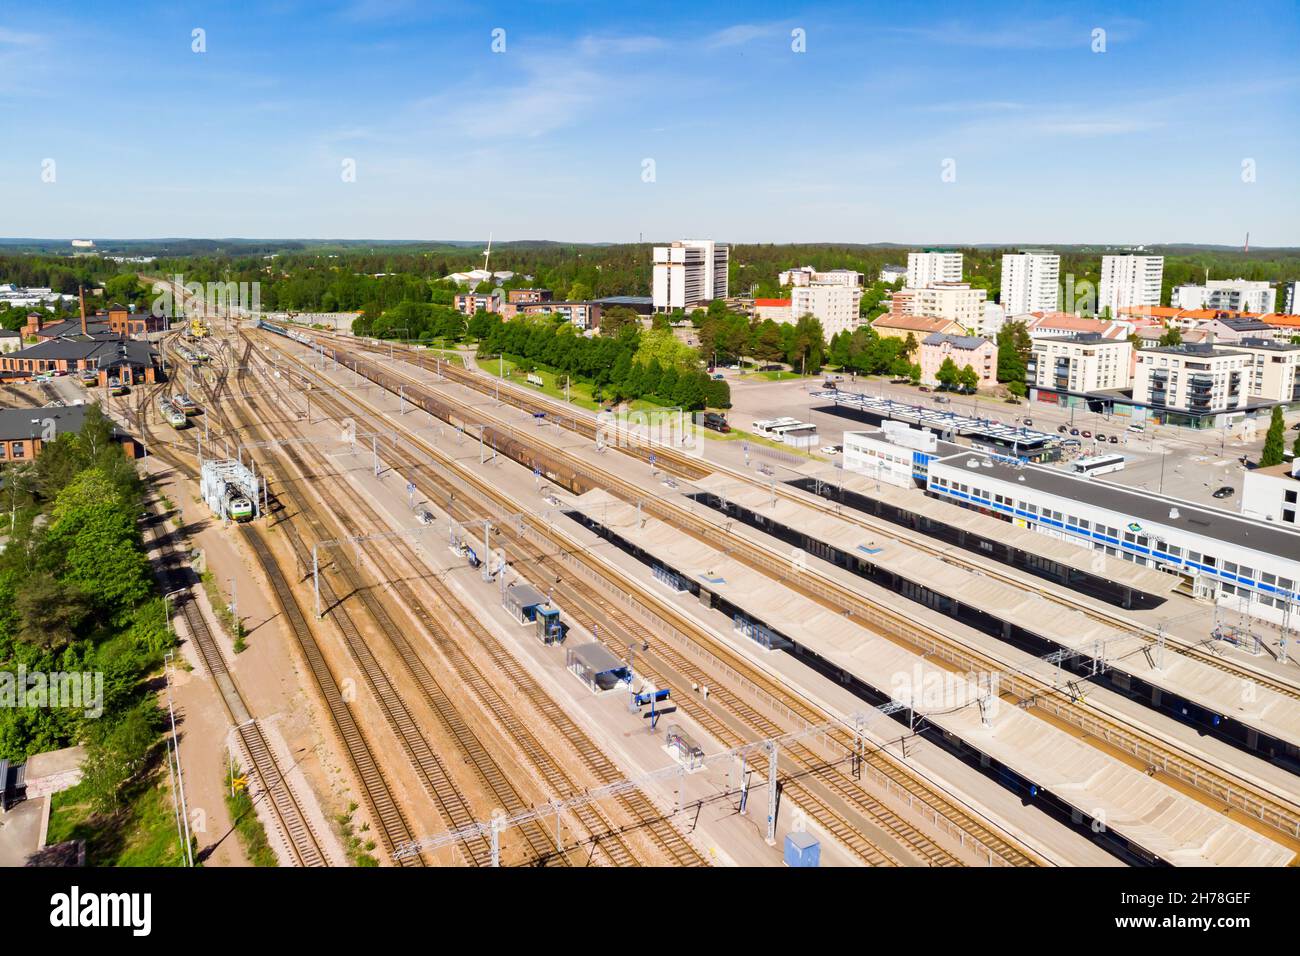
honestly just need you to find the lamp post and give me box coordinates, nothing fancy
[164,587,187,638]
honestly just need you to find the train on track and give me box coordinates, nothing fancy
[108,378,128,396]
[257,318,315,347]
[156,396,189,429]
[226,490,254,522]
[174,393,200,416]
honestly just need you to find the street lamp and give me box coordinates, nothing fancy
[164,587,187,638]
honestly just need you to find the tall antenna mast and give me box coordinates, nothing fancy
[482,232,493,276]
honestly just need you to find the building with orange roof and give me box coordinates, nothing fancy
[1022,312,1129,340]
[870,313,963,341]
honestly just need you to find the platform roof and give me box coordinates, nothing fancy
[567,489,1294,867]
[832,470,1178,595]
[688,475,1300,750]
[569,642,626,674]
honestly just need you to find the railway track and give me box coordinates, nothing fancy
[283,329,1300,843]
[239,332,705,866]
[140,434,329,867]
[144,331,428,867]
[265,332,1042,867]
[337,333,1300,704]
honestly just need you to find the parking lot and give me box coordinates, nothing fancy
[718,370,1291,510]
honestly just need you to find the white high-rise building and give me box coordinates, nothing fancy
[652,240,729,311]
[790,283,864,339]
[1172,278,1276,314]
[906,251,963,289]
[1283,279,1300,314]
[1000,250,1060,314]
[1098,254,1163,317]
[909,282,987,332]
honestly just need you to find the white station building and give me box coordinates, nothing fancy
[843,425,1300,626]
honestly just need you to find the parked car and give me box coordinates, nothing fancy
[417,510,435,525]
[1022,418,1033,426]
[819,445,841,455]
[934,396,951,404]
[918,385,931,393]
[1108,435,1119,444]
[1069,428,1080,436]
[1095,432,1106,441]
[1212,486,1235,499]
[1057,425,1068,433]
[890,377,910,384]
[1006,397,1022,405]
[712,373,725,380]
[1081,430,1092,438]
[1127,423,1145,433]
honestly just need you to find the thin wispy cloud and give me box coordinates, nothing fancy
[706,23,779,49]
[890,16,1141,50]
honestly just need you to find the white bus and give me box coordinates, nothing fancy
[752,417,803,437]
[1071,453,1126,477]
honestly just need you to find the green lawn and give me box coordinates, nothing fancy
[47,769,192,867]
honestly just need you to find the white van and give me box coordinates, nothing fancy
[1127,423,1145,433]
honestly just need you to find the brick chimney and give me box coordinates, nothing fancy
[79,286,88,337]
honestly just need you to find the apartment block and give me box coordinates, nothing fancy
[909,282,987,332]
[652,240,728,311]
[1173,279,1276,314]
[1132,344,1251,420]
[918,334,997,389]
[906,251,963,289]
[1223,339,1300,404]
[779,266,862,288]
[1098,254,1164,316]
[1027,334,1133,394]
[790,283,864,338]
[1000,250,1060,314]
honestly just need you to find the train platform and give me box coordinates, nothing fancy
[565,488,1293,867]
[690,473,1300,762]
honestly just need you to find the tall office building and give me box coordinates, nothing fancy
[652,240,729,311]
[1098,254,1164,317]
[1000,250,1060,314]
[906,251,963,289]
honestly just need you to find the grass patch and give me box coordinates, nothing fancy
[474,355,604,411]
[46,768,192,867]
[224,759,278,866]
[200,569,247,649]
[337,802,378,867]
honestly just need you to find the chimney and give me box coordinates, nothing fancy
[79,286,88,337]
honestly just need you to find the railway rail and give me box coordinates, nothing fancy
[264,330,1047,867]
[283,329,1300,844]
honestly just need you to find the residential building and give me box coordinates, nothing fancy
[910,282,987,332]
[1132,344,1252,423]
[753,298,793,323]
[975,303,1006,339]
[878,265,908,286]
[453,291,502,315]
[1024,312,1128,341]
[918,333,997,389]
[652,240,728,311]
[1027,334,1133,395]
[1173,279,1277,314]
[870,314,963,341]
[1000,250,1060,314]
[779,266,862,288]
[886,288,916,317]
[507,288,552,304]
[1221,339,1300,405]
[517,300,603,331]
[1284,280,1300,315]
[1202,317,1284,344]
[906,251,962,289]
[1098,254,1163,317]
[790,283,864,338]
[1241,459,1300,526]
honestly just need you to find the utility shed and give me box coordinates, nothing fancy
[504,582,550,624]
[566,643,631,693]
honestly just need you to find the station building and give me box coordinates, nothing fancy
[923,448,1300,625]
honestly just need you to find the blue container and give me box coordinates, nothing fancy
[784,831,820,868]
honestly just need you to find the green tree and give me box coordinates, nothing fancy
[996,321,1031,384]
[1159,326,1183,347]
[959,364,980,392]
[1261,406,1286,467]
[936,357,960,390]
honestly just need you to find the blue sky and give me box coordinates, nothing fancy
[2,0,1298,244]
